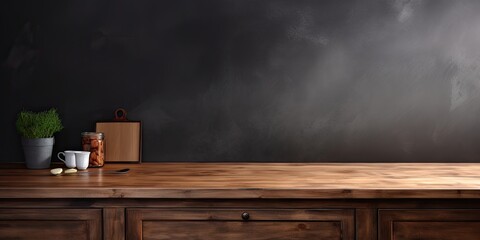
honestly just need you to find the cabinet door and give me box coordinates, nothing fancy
[127,209,354,240]
[379,209,480,240]
[0,209,102,240]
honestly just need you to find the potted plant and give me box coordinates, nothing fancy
[16,108,63,169]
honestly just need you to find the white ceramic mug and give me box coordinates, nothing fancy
[74,151,90,170]
[57,151,76,168]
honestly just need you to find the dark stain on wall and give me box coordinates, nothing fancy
[2,0,480,162]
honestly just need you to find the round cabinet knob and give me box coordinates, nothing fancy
[241,212,250,220]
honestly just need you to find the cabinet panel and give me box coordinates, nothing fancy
[379,209,480,240]
[127,209,354,240]
[0,209,102,240]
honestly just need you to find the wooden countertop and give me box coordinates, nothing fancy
[1,163,480,199]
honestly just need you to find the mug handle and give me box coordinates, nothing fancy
[57,152,66,163]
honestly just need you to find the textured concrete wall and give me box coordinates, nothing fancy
[2,0,480,162]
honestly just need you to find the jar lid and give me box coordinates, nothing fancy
[81,132,104,138]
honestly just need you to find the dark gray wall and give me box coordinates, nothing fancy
[2,0,480,162]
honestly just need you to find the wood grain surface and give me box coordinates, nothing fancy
[1,163,480,199]
[0,209,102,240]
[104,208,125,240]
[96,122,141,162]
[126,209,354,240]
[378,209,480,240]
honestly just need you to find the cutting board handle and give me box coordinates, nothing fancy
[114,108,128,121]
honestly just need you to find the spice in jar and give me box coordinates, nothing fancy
[81,132,105,167]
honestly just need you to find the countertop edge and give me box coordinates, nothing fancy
[1,188,480,199]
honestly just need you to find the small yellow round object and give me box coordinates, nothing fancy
[64,169,77,174]
[50,168,63,175]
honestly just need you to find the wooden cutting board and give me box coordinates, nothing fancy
[96,109,142,163]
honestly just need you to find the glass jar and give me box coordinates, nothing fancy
[81,132,105,167]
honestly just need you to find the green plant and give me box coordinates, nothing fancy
[16,108,64,139]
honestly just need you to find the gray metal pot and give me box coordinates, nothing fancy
[21,137,54,169]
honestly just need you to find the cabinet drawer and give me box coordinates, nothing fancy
[379,209,480,240]
[127,208,354,240]
[0,209,102,240]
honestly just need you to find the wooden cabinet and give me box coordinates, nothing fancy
[2,203,480,240]
[0,209,102,240]
[126,208,354,240]
[378,209,480,240]
[3,163,480,239]
[3,205,480,240]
